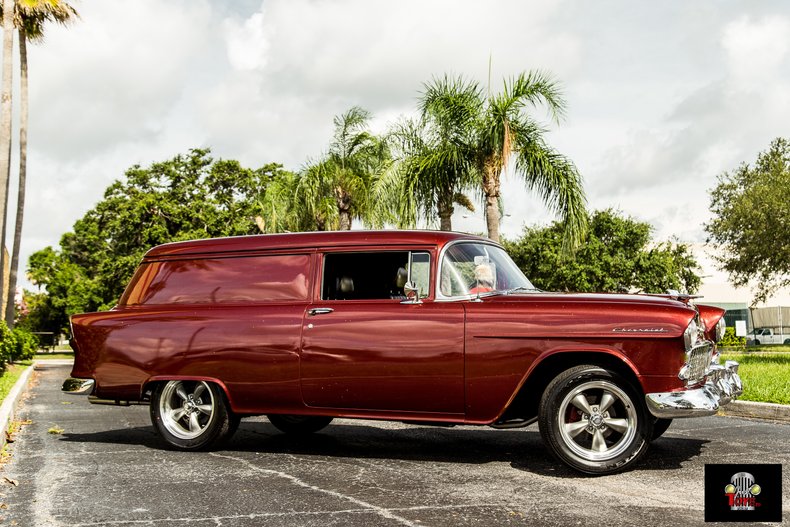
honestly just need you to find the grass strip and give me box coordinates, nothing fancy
[0,361,33,405]
[721,353,790,405]
[34,353,74,360]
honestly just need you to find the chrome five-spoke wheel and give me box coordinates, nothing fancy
[539,365,652,475]
[150,380,238,450]
[159,381,216,440]
[557,381,637,462]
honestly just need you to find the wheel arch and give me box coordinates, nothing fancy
[496,349,643,424]
[142,376,236,410]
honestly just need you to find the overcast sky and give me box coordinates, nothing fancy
[15,0,790,299]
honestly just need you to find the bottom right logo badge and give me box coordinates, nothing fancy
[705,464,782,522]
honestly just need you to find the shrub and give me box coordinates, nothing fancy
[11,328,39,362]
[718,326,746,348]
[0,321,13,371]
[0,324,40,371]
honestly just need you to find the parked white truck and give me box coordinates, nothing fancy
[746,327,790,345]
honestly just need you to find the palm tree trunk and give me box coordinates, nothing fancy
[4,28,25,327]
[338,209,351,230]
[335,187,352,230]
[0,0,14,312]
[482,160,502,242]
[437,197,453,231]
[439,214,452,231]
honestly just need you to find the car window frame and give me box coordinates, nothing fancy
[312,246,437,304]
[435,239,528,302]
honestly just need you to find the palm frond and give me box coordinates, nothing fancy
[513,125,587,253]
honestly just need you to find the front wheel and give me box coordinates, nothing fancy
[538,365,652,475]
[150,380,238,450]
[267,414,333,435]
[651,418,673,440]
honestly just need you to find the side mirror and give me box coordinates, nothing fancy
[401,281,422,304]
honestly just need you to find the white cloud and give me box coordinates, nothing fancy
[224,9,270,71]
[722,15,790,86]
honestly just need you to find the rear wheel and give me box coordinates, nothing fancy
[538,365,652,475]
[150,380,237,450]
[267,414,333,435]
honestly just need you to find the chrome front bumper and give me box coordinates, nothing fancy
[645,360,743,418]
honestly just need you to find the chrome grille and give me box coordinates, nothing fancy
[685,342,712,382]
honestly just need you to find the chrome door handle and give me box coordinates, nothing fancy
[307,307,334,316]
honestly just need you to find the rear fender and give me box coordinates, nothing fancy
[143,376,236,410]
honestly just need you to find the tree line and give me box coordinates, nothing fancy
[260,71,586,247]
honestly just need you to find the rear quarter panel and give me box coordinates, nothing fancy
[71,304,306,413]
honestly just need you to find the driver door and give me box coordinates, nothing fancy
[299,249,465,415]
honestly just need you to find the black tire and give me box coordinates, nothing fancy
[150,380,237,450]
[538,365,653,475]
[651,418,673,440]
[754,339,761,346]
[784,339,790,345]
[267,414,333,435]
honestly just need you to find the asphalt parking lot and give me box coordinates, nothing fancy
[1,362,788,526]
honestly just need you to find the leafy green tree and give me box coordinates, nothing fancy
[16,288,58,341]
[300,107,391,230]
[706,138,790,303]
[382,75,479,230]
[504,209,701,294]
[27,149,293,333]
[3,0,79,327]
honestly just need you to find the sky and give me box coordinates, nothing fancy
[13,0,790,303]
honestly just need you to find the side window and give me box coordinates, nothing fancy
[123,254,310,305]
[322,251,431,301]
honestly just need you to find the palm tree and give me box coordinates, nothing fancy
[0,0,15,314]
[476,71,586,248]
[301,107,390,231]
[258,168,329,232]
[382,75,479,231]
[2,0,77,326]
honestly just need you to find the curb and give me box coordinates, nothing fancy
[0,363,36,451]
[719,400,790,423]
[0,360,75,451]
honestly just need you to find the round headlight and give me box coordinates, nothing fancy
[715,317,726,342]
[683,319,699,350]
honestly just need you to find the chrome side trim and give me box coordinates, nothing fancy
[646,360,743,419]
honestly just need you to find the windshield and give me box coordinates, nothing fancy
[439,242,535,297]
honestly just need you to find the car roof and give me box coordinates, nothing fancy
[144,230,491,258]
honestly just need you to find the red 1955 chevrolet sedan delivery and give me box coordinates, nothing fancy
[64,230,742,474]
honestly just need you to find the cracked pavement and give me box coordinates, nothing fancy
[1,362,788,526]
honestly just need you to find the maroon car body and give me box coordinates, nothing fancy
[66,230,742,474]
